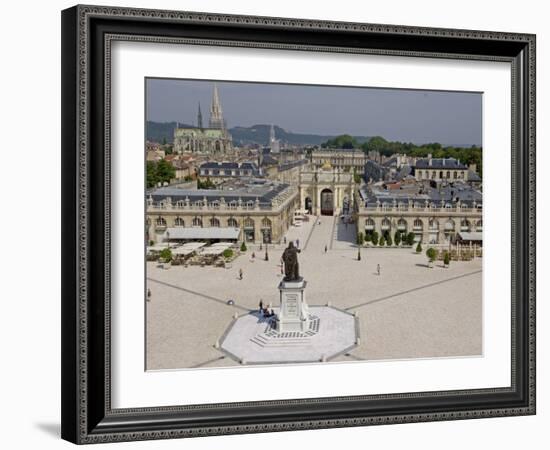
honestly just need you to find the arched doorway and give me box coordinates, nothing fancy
[320,189,334,216]
[305,197,312,214]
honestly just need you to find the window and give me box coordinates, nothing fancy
[156,217,166,226]
[210,217,220,227]
[174,217,185,227]
[244,218,255,229]
[413,218,423,229]
[228,218,238,228]
[192,217,202,227]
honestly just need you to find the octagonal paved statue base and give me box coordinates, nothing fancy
[218,306,360,365]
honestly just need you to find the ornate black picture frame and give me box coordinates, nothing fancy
[61,4,536,444]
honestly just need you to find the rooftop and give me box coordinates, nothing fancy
[415,158,468,170]
[147,182,293,205]
[360,180,482,207]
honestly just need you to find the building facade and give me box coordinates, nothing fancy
[355,187,483,245]
[414,157,470,182]
[299,164,355,215]
[198,162,259,184]
[311,149,367,174]
[146,184,299,244]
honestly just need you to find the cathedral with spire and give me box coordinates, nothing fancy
[173,83,233,154]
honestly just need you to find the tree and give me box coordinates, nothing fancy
[146,159,176,188]
[394,231,401,246]
[356,231,365,246]
[155,159,176,184]
[443,251,450,267]
[379,235,386,246]
[364,232,372,242]
[406,232,416,246]
[426,248,437,266]
[240,242,247,252]
[197,177,216,189]
[159,247,172,263]
[416,242,422,253]
[371,231,379,246]
[386,234,393,246]
[322,134,359,149]
[223,248,234,259]
[146,161,158,188]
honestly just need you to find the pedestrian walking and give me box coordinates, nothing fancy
[284,236,287,244]
[147,288,151,301]
[296,238,300,248]
[377,264,381,276]
[259,299,263,313]
[324,244,327,253]
[239,268,243,280]
[252,251,256,259]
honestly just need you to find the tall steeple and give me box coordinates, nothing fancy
[197,102,203,129]
[269,124,276,145]
[209,83,226,130]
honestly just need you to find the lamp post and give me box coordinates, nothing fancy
[265,243,269,261]
[357,245,361,261]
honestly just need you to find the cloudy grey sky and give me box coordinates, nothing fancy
[146,78,482,146]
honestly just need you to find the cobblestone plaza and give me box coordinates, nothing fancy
[146,215,482,370]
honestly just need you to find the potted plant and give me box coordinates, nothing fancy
[443,251,450,268]
[371,231,379,246]
[159,247,173,268]
[394,231,401,246]
[416,242,422,254]
[426,247,437,268]
[240,241,247,252]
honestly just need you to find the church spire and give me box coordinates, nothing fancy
[269,124,276,145]
[209,83,226,130]
[197,102,203,129]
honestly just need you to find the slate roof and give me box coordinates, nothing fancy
[199,161,257,170]
[359,181,482,208]
[415,158,468,170]
[148,183,291,207]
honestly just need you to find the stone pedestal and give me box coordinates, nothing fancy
[276,278,310,333]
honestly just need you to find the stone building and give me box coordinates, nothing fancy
[299,163,355,215]
[146,182,298,244]
[414,157,470,182]
[311,149,367,174]
[173,84,233,154]
[198,162,259,185]
[355,182,482,245]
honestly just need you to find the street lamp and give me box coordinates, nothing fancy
[357,245,361,261]
[265,243,269,261]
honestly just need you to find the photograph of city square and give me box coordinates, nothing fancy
[145,79,483,371]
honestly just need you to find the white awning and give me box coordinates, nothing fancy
[171,242,207,256]
[457,231,483,242]
[164,227,240,241]
[200,243,232,256]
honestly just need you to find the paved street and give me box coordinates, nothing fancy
[146,215,482,370]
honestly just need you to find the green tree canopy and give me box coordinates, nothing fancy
[146,159,176,188]
[322,134,359,149]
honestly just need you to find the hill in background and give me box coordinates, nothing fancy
[146,121,370,147]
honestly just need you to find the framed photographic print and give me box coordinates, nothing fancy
[61,4,536,444]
